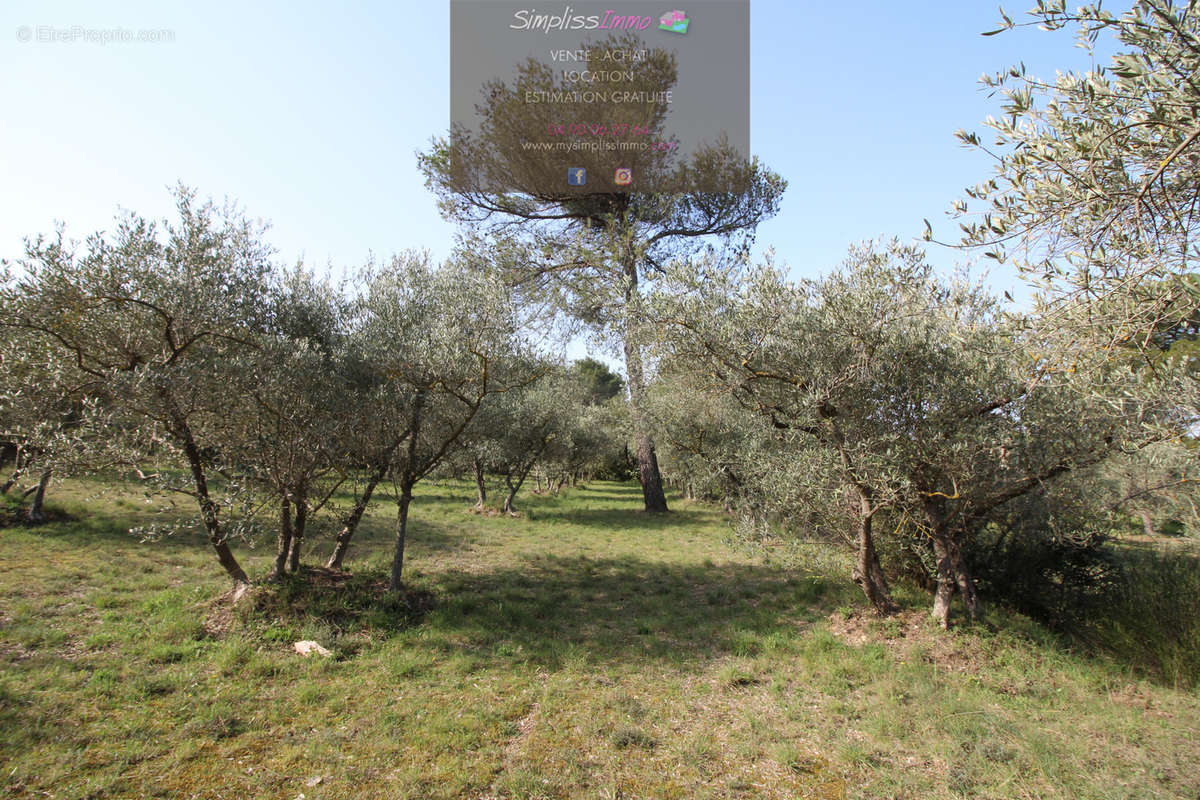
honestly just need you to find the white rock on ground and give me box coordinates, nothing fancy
[293,640,332,657]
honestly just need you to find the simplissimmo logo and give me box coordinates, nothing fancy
[658,10,689,33]
[511,7,653,32]
[509,6,693,34]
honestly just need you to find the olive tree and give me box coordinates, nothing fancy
[496,371,571,514]
[352,252,536,590]
[1,189,274,594]
[322,341,414,570]
[231,266,357,579]
[546,397,629,492]
[0,321,73,521]
[654,246,913,614]
[462,363,604,514]
[648,361,767,508]
[1092,440,1200,536]
[458,362,555,514]
[656,241,1160,624]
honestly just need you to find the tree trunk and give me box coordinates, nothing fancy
[473,458,487,510]
[25,470,51,524]
[504,444,546,514]
[503,475,517,514]
[327,462,389,569]
[830,426,893,615]
[504,464,534,514]
[929,534,956,630]
[389,391,425,591]
[1137,508,1156,537]
[851,490,896,615]
[2,447,26,495]
[630,416,669,512]
[924,497,979,628]
[622,258,669,514]
[172,409,250,593]
[287,487,307,573]
[947,535,979,620]
[389,483,413,592]
[272,494,294,580]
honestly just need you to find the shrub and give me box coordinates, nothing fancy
[1072,548,1200,688]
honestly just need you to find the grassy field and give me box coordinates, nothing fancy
[1,478,1198,799]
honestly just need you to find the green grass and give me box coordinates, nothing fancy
[1,478,1198,799]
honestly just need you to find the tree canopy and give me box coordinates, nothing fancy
[950,0,1200,354]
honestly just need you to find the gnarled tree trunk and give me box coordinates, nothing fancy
[389,483,414,591]
[287,486,308,573]
[503,461,535,514]
[924,497,979,628]
[472,458,487,510]
[25,469,51,524]
[327,461,389,570]
[851,487,896,615]
[929,534,956,629]
[502,475,519,514]
[831,425,893,615]
[389,391,425,592]
[171,408,250,595]
[272,494,294,580]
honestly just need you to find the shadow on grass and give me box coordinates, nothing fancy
[1,507,214,556]
[525,505,719,532]
[221,553,855,670]
[1060,547,1200,689]
[3,478,656,561]
[303,511,483,570]
[411,553,856,669]
[4,494,485,572]
[569,483,647,498]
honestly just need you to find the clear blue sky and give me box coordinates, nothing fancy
[1,1,1105,301]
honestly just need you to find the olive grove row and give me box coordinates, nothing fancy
[4,1,1200,628]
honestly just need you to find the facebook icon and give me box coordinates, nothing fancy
[567,167,586,186]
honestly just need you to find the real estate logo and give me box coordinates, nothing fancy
[658,10,690,33]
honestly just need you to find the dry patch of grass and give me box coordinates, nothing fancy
[828,609,986,674]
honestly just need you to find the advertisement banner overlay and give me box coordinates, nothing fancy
[449,1,750,195]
